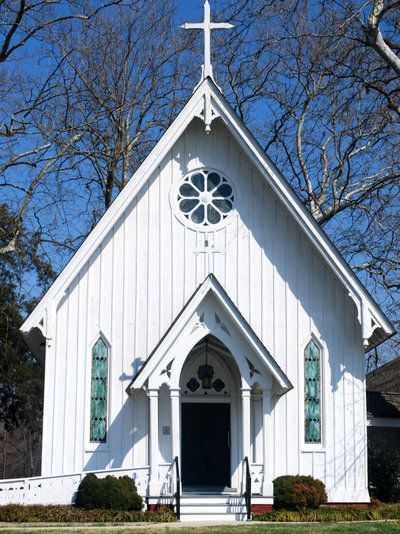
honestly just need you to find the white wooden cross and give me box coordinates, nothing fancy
[181,1,234,82]
[194,234,225,273]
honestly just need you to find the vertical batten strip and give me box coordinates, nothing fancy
[41,309,56,476]
[146,175,151,358]
[286,218,299,475]
[74,274,82,472]
[112,216,125,467]
[52,295,68,474]
[62,288,70,473]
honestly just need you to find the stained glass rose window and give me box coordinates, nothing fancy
[177,170,234,226]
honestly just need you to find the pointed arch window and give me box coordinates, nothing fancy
[304,340,321,444]
[90,337,108,443]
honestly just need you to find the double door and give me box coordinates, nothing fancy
[181,402,230,487]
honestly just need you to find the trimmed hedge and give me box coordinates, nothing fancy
[273,475,327,510]
[2,503,400,523]
[254,504,400,522]
[75,474,143,511]
[0,504,175,523]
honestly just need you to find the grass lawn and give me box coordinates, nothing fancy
[1,522,400,534]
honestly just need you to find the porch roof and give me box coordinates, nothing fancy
[126,274,293,395]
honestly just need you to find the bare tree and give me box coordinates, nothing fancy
[0,0,126,257]
[0,0,124,64]
[52,0,193,216]
[0,1,194,265]
[216,0,399,359]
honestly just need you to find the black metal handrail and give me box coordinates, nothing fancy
[243,456,252,520]
[173,456,181,520]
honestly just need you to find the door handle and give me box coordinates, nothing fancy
[227,430,231,448]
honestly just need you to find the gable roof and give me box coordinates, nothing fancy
[367,357,400,393]
[366,357,400,419]
[20,77,395,356]
[367,391,400,419]
[126,274,293,394]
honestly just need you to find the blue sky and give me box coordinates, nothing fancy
[177,0,228,24]
[177,1,206,20]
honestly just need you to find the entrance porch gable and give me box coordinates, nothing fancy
[126,274,292,395]
[125,274,292,498]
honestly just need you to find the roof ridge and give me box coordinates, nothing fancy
[367,356,400,375]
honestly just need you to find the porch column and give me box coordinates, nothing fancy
[170,388,181,461]
[241,388,252,461]
[148,388,159,495]
[262,390,273,495]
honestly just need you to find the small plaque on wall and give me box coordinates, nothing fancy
[162,426,171,435]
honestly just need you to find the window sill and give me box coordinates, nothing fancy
[85,443,111,453]
[301,444,325,453]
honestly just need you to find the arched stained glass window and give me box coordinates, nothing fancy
[90,337,108,443]
[304,340,321,444]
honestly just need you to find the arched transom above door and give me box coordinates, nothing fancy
[180,336,241,398]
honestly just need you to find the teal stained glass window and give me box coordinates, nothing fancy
[304,340,321,444]
[90,338,108,443]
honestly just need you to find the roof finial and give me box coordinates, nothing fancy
[181,1,234,83]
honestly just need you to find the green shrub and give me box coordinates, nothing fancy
[75,474,143,511]
[0,504,175,523]
[368,437,400,503]
[254,503,400,522]
[273,475,327,510]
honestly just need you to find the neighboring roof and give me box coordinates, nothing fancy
[127,274,293,394]
[367,357,400,393]
[366,357,400,419]
[20,76,395,357]
[367,391,400,419]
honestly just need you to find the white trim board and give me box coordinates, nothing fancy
[367,417,400,428]
[20,77,395,354]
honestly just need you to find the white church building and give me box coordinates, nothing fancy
[0,2,395,521]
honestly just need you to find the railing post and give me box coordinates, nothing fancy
[243,456,252,521]
[174,456,180,521]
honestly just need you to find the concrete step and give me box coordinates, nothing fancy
[178,494,249,521]
[180,504,246,514]
[180,513,247,522]
[180,495,244,505]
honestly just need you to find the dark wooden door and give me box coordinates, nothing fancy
[181,403,230,487]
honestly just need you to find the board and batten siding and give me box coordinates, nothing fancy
[41,116,367,500]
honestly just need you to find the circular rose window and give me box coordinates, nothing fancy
[177,169,234,227]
